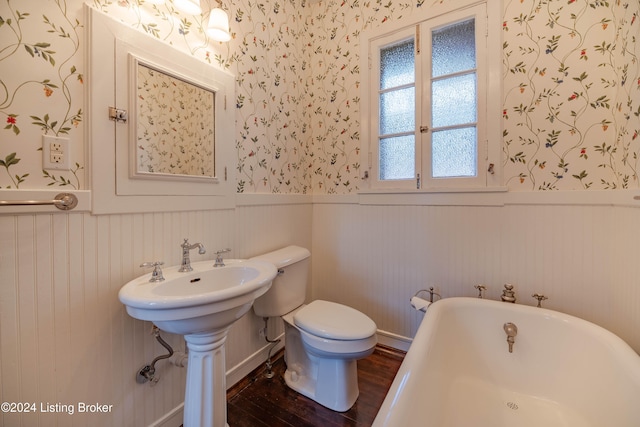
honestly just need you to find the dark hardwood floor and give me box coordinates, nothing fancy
[226,346,405,427]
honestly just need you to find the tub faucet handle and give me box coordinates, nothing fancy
[474,284,487,298]
[532,293,548,308]
[140,261,165,282]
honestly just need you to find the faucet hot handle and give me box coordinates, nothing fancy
[532,293,548,308]
[140,261,165,282]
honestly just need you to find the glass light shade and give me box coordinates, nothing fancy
[173,0,202,15]
[145,0,165,5]
[207,8,231,42]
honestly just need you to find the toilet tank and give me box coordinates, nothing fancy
[250,246,311,318]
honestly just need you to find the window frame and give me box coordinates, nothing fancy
[360,1,502,193]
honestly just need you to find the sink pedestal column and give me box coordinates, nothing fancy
[183,328,231,427]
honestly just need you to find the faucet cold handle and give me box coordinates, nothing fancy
[474,284,487,298]
[214,248,231,267]
[140,261,165,282]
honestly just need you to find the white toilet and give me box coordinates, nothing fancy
[251,245,377,412]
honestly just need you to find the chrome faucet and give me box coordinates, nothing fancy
[214,248,231,267]
[179,239,206,272]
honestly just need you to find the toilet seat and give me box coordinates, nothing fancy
[293,300,377,340]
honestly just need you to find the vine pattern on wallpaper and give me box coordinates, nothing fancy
[305,0,416,194]
[502,0,639,190]
[0,0,83,188]
[1,0,638,193]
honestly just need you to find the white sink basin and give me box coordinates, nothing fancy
[119,259,277,335]
[119,258,278,427]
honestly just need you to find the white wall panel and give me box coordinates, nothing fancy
[0,202,311,426]
[2,197,638,426]
[312,201,640,353]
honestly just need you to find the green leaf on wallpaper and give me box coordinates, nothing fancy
[510,62,526,74]
[590,96,610,109]
[510,152,526,164]
[573,170,588,179]
[573,72,588,82]
[142,23,160,38]
[594,41,612,54]
[0,153,20,168]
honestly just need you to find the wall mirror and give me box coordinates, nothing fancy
[133,61,216,180]
[86,4,235,214]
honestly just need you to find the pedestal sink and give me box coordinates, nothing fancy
[118,259,277,427]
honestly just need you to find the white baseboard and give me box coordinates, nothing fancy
[151,334,285,427]
[150,402,184,427]
[376,329,413,352]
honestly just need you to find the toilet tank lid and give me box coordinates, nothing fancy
[249,245,310,268]
[294,300,377,340]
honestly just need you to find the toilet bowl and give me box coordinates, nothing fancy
[251,246,378,412]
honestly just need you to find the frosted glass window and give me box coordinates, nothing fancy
[432,19,475,77]
[380,39,415,90]
[432,127,477,178]
[380,135,415,180]
[432,73,476,128]
[380,87,415,134]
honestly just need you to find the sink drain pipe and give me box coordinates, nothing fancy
[136,326,174,384]
[261,317,281,379]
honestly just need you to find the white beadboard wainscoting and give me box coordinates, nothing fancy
[311,193,640,354]
[2,191,640,426]
[0,197,311,427]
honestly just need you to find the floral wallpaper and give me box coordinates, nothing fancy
[502,0,640,190]
[136,64,215,177]
[0,0,638,193]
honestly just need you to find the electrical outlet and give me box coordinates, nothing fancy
[42,135,71,170]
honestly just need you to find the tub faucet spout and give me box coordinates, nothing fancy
[503,322,518,353]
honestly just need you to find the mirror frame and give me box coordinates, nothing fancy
[86,5,235,214]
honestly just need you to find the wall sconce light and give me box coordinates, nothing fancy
[206,5,231,42]
[173,0,202,15]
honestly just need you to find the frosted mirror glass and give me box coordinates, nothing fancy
[134,61,216,180]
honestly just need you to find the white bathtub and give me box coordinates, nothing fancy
[373,297,640,427]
